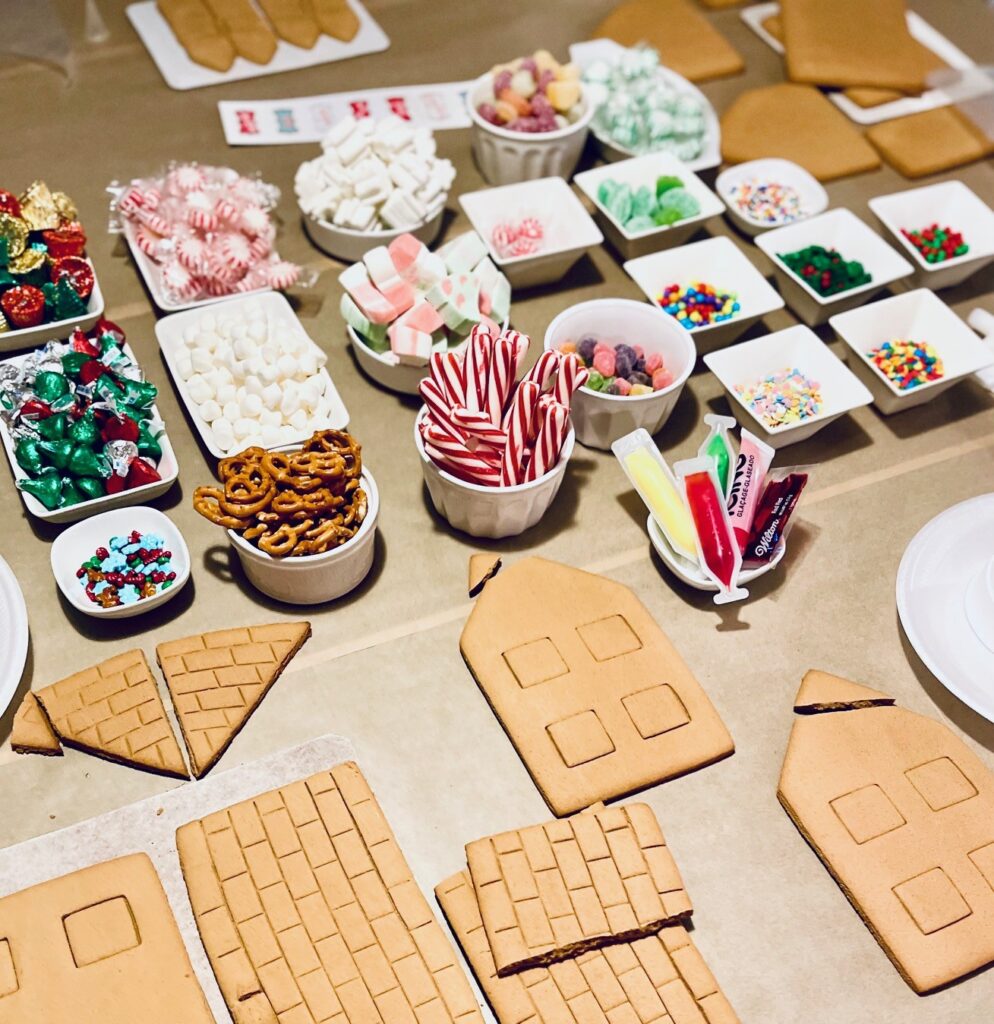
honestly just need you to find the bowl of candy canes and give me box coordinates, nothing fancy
[50,506,190,619]
[459,177,603,289]
[576,42,720,173]
[111,162,306,312]
[468,50,594,186]
[0,320,178,524]
[192,430,377,605]
[544,299,695,450]
[0,181,104,352]
[295,114,455,264]
[414,326,578,538]
[340,230,511,395]
[715,158,828,238]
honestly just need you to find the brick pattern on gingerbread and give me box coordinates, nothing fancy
[177,761,483,1024]
[461,558,733,816]
[157,622,310,777]
[466,803,691,976]
[779,670,994,993]
[0,853,214,1022]
[35,649,186,776]
[437,869,739,1024]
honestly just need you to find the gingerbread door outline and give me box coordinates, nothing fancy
[461,558,734,816]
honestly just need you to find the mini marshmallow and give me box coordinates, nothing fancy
[217,383,237,406]
[198,399,221,423]
[212,417,235,451]
[186,374,213,404]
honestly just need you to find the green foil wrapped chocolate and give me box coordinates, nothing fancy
[14,436,43,474]
[35,411,69,440]
[59,478,86,507]
[75,477,106,500]
[67,446,109,479]
[68,411,100,446]
[61,352,92,378]
[39,438,73,470]
[18,473,62,509]
[33,370,70,403]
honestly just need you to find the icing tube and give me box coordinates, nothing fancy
[743,468,810,566]
[697,413,737,496]
[674,456,748,605]
[612,429,698,563]
[726,428,775,552]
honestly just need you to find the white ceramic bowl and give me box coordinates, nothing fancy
[830,289,994,416]
[624,236,785,353]
[0,269,104,354]
[301,202,445,265]
[868,180,994,291]
[543,299,695,450]
[573,153,724,261]
[966,555,994,654]
[703,324,873,449]
[228,468,379,605]
[50,506,190,619]
[414,407,574,538]
[647,514,785,591]
[715,157,829,237]
[459,177,603,289]
[755,208,914,327]
[467,73,594,186]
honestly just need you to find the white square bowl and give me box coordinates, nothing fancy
[50,506,191,619]
[573,153,724,260]
[458,177,602,289]
[868,181,994,291]
[829,289,994,415]
[755,208,914,327]
[0,269,104,354]
[623,235,785,352]
[703,324,872,448]
[715,157,829,237]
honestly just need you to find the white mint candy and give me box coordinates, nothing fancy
[277,353,298,380]
[259,363,280,384]
[278,424,297,443]
[244,375,263,396]
[233,336,254,361]
[191,348,213,373]
[261,424,282,446]
[261,408,281,427]
[280,389,301,417]
[199,399,221,423]
[288,408,308,431]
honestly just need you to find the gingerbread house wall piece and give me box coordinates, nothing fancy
[0,853,213,1022]
[460,557,735,816]
[779,673,994,993]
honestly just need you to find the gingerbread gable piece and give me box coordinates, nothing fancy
[0,853,213,1023]
[460,557,734,816]
[779,670,994,993]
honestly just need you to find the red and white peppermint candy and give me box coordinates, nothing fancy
[518,216,544,240]
[248,234,272,261]
[142,187,162,211]
[117,186,146,217]
[423,441,501,485]
[418,378,463,439]
[214,198,240,225]
[508,235,540,258]
[175,236,209,272]
[463,323,492,413]
[187,206,219,233]
[134,227,160,257]
[523,348,559,391]
[202,274,235,297]
[230,176,263,206]
[239,205,269,237]
[500,380,539,486]
[136,209,173,237]
[167,164,207,195]
[264,260,300,290]
[451,408,508,448]
[524,400,569,482]
[161,262,198,300]
[219,232,253,271]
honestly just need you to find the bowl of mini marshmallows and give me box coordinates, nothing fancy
[295,114,455,264]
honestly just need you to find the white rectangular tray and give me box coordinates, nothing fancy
[155,291,349,462]
[121,217,272,314]
[0,342,179,524]
[740,4,992,125]
[0,734,356,1024]
[126,0,389,91]
[0,268,104,354]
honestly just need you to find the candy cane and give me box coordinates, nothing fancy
[424,442,501,484]
[501,329,530,377]
[552,353,590,408]
[500,380,539,486]
[418,379,463,439]
[451,408,508,449]
[525,400,569,482]
[429,351,465,408]
[523,349,559,391]
[464,325,492,413]
[485,338,515,426]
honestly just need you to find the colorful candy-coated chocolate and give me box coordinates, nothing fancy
[728,180,804,225]
[656,282,740,329]
[868,339,944,390]
[900,223,968,264]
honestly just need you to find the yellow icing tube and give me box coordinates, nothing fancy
[612,428,698,563]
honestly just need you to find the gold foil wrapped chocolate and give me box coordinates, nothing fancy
[0,312,9,333]
[18,181,60,232]
[51,191,78,223]
[0,212,28,258]
[7,248,46,274]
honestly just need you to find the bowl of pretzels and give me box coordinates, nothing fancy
[192,429,378,605]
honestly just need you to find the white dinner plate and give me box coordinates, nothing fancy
[0,554,28,718]
[897,493,994,722]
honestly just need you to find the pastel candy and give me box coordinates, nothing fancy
[547,79,581,112]
[338,261,369,291]
[389,324,433,365]
[340,293,387,344]
[387,233,425,275]
[377,274,416,317]
[364,245,399,287]
[348,280,396,325]
[489,274,511,323]
[398,299,444,335]
[438,231,488,273]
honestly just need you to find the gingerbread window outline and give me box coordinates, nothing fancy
[829,784,907,845]
[0,938,18,998]
[62,895,142,968]
[575,615,644,663]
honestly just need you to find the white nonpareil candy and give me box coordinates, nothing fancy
[295,114,455,231]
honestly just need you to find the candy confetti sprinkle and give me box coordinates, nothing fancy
[735,367,823,428]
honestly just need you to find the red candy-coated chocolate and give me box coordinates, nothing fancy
[50,256,94,299]
[1,285,46,328]
[42,227,87,259]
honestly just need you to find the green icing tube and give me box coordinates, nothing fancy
[698,413,738,496]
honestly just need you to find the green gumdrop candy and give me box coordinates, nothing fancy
[61,352,92,378]
[39,438,74,470]
[626,215,657,234]
[631,186,654,218]
[655,175,684,197]
[704,434,731,493]
[652,207,682,226]
[657,187,701,220]
[586,370,607,392]
[33,370,70,403]
[60,477,86,507]
[137,422,163,461]
[606,184,633,224]
[14,437,43,474]
[68,446,109,479]
[68,412,100,446]
[18,473,63,509]
[35,411,69,440]
[76,477,106,500]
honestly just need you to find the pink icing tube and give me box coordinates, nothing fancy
[726,428,774,553]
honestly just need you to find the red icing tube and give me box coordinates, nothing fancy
[676,456,748,605]
[744,470,809,565]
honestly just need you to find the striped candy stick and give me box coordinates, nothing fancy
[418,379,463,440]
[484,337,515,427]
[423,440,501,484]
[429,351,465,408]
[464,324,492,413]
[552,352,590,408]
[423,421,501,467]
[451,407,508,449]
[500,380,540,486]
[524,400,569,482]
[523,348,560,392]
